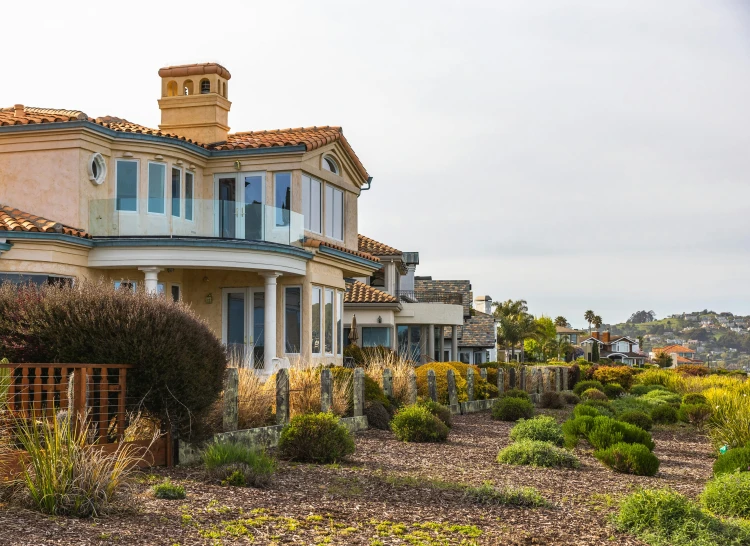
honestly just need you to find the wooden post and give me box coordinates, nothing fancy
[320,368,332,413]
[353,368,365,417]
[382,369,393,399]
[466,367,475,402]
[447,369,459,408]
[408,369,418,405]
[276,368,290,426]
[497,368,505,395]
[427,369,438,402]
[72,368,87,418]
[223,368,239,432]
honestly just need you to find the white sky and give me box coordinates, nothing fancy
[2,0,749,326]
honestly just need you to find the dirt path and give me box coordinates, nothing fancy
[0,410,714,545]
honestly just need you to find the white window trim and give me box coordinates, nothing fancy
[184,171,195,223]
[171,166,182,218]
[322,155,340,175]
[324,287,335,356]
[302,173,322,235]
[147,161,167,216]
[170,282,182,302]
[283,285,303,355]
[115,159,139,213]
[113,280,137,292]
[337,289,344,356]
[312,285,323,356]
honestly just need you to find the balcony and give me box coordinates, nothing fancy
[89,199,304,247]
[396,290,463,305]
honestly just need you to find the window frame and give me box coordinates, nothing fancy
[113,280,137,292]
[324,184,344,241]
[283,285,303,355]
[337,290,344,356]
[147,161,167,215]
[170,283,181,302]
[115,159,139,213]
[322,155,340,175]
[311,286,322,356]
[324,287,334,355]
[301,173,322,234]
[362,326,391,348]
[273,172,292,228]
[185,171,194,222]
[171,166,182,218]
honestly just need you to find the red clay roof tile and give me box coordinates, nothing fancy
[303,237,379,263]
[357,235,402,256]
[345,281,398,304]
[0,205,90,238]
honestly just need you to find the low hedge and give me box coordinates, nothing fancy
[509,416,564,446]
[492,397,534,422]
[391,404,449,443]
[563,415,654,451]
[713,446,750,476]
[594,442,660,476]
[497,440,579,469]
[650,404,678,425]
[700,472,750,518]
[618,410,653,431]
[603,383,625,399]
[417,399,453,428]
[502,388,531,402]
[581,388,608,401]
[677,403,712,426]
[278,413,355,463]
[573,380,605,396]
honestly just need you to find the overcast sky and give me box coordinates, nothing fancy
[2,0,749,326]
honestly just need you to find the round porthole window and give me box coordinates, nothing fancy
[88,153,107,185]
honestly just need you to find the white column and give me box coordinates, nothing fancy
[451,325,458,362]
[439,329,445,362]
[428,324,435,362]
[391,326,398,355]
[262,272,281,375]
[139,267,162,294]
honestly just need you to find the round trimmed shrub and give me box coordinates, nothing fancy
[682,393,708,405]
[618,410,653,431]
[363,401,391,430]
[497,440,579,468]
[677,404,712,426]
[417,399,452,428]
[573,404,600,418]
[278,412,355,463]
[539,391,564,409]
[700,472,750,518]
[651,404,678,425]
[391,404,449,443]
[562,392,580,405]
[573,380,605,396]
[582,388,608,401]
[603,383,626,399]
[492,397,534,422]
[594,442,660,476]
[713,447,750,476]
[641,390,681,406]
[629,384,668,397]
[502,388,531,402]
[510,416,564,446]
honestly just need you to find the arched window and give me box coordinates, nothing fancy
[222,81,228,98]
[322,156,340,175]
[183,79,194,95]
[200,79,210,94]
[167,81,178,97]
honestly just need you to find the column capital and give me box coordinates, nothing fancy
[138,267,163,275]
[260,271,282,280]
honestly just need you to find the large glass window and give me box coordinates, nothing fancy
[397,325,409,358]
[147,163,166,214]
[363,327,390,348]
[302,174,322,233]
[410,326,421,362]
[274,172,291,227]
[115,160,138,212]
[312,286,322,355]
[285,287,302,354]
[171,167,181,217]
[325,185,343,240]
[324,288,334,354]
[185,171,194,221]
[337,290,344,356]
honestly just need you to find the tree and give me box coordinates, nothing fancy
[637,335,645,349]
[591,340,600,362]
[593,315,603,330]
[517,313,539,363]
[554,316,569,327]
[584,310,595,333]
[654,351,673,368]
[524,316,556,362]
[627,310,656,324]
[497,315,521,362]
[546,336,573,361]
[493,299,528,320]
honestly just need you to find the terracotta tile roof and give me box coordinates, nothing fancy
[345,281,398,304]
[358,235,402,256]
[1,107,370,182]
[675,356,704,364]
[654,345,695,354]
[0,204,91,238]
[303,237,379,263]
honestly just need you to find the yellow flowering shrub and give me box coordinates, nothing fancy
[415,362,468,404]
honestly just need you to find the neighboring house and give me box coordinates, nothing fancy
[0,62,383,375]
[343,236,464,363]
[649,344,704,366]
[581,331,646,366]
[555,326,586,345]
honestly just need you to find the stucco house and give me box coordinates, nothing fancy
[649,344,704,366]
[0,62,383,375]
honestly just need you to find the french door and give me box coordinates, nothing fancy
[215,172,265,240]
[223,288,265,368]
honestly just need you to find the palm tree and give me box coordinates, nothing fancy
[497,315,521,362]
[593,315,603,330]
[554,316,568,327]
[493,299,528,320]
[517,313,539,363]
[584,310,595,333]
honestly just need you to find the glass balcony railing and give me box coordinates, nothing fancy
[89,199,304,247]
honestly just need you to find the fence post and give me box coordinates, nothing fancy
[353,367,365,417]
[427,369,438,402]
[320,368,332,413]
[447,369,459,408]
[497,368,505,395]
[466,367,475,402]
[72,368,87,419]
[408,369,418,405]
[562,367,569,391]
[520,366,526,392]
[480,368,488,381]
[508,367,515,390]
[382,369,393,399]
[223,368,239,432]
[555,368,562,392]
[276,368,290,426]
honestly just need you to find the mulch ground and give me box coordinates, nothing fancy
[0,409,715,545]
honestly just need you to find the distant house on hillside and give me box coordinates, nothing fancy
[649,344,704,367]
[581,331,646,366]
[555,326,586,345]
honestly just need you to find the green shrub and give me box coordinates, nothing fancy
[573,404,601,418]
[364,374,392,411]
[464,482,547,507]
[573,380,605,396]
[587,418,624,450]
[562,392,580,405]
[0,281,226,436]
[616,488,750,546]
[581,388,608,401]
[417,399,452,428]
[539,391,564,409]
[563,415,595,448]
[364,401,391,430]
[618,411,653,431]
[391,405,449,443]
[152,480,186,500]
[678,404,712,427]
[278,413,355,463]
[641,390,681,406]
[629,384,669,397]
[594,442,660,476]
[683,393,708,405]
[611,395,654,416]
[603,383,626,399]
[492,397,534,422]
[564,415,654,450]
[202,441,276,487]
[700,472,750,518]
[502,388,531,401]
[580,399,615,417]
[713,446,750,476]
[497,440,579,468]
[510,416,564,446]
[651,404,678,424]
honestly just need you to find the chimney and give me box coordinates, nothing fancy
[602,331,611,344]
[592,331,600,340]
[474,295,493,315]
[401,252,419,292]
[13,104,24,118]
[157,63,232,144]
